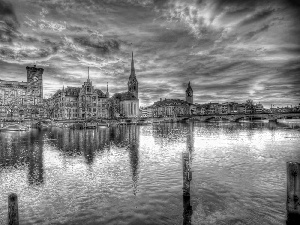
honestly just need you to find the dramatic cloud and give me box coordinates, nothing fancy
[0,0,299,107]
[0,0,20,42]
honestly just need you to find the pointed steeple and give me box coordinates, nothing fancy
[87,67,90,82]
[131,51,135,76]
[106,82,109,98]
[128,51,138,99]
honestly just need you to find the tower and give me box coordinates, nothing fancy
[186,81,193,104]
[83,67,93,94]
[26,65,44,104]
[128,52,138,99]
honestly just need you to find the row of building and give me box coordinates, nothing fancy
[0,53,140,121]
[1,52,300,121]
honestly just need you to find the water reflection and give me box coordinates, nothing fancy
[0,122,300,225]
[27,131,44,185]
[126,126,140,196]
[0,130,44,185]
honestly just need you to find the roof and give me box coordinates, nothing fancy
[65,87,81,96]
[152,99,189,107]
[111,92,138,101]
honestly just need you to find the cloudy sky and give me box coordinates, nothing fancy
[1,0,300,107]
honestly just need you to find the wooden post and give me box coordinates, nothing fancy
[182,152,191,196]
[287,162,300,224]
[183,195,192,225]
[8,193,19,225]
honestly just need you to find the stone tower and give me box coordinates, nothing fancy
[128,52,138,99]
[186,81,193,104]
[26,65,44,104]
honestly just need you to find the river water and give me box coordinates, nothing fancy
[0,122,300,225]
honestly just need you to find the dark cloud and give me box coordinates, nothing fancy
[243,24,269,39]
[73,36,120,55]
[238,8,275,27]
[0,0,20,42]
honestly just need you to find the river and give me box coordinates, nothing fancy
[0,121,300,225]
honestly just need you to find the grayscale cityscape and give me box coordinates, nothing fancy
[0,0,300,225]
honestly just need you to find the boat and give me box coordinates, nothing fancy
[277,118,300,123]
[0,124,29,131]
[97,122,110,128]
[85,122,97,129]
[252,119,269,123]
[238,119,251,123]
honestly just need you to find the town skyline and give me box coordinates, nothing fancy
[1,0,300,107]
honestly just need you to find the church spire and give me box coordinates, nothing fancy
[106,82,109,98]
[128,51,138,99]
[87,67,90,82]
[131,51,135,75]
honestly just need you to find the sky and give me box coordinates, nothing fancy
[0,0,300,107]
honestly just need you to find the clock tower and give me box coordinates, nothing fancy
[26,65,44,104]
[186,81,193,104]
[128,52,138,99]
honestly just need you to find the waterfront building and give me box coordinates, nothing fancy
[145,82,195,118]
[108,52,139,119]
[0,65,44,120]
[150,98,190,117]
[254,103,264,113]
[140,107,148,118]
[206,103,220,114]
[49,70,109,120]
[237,103,246,114]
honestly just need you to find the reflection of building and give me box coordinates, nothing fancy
[28,132,44,185]
[0,65,44,120]
[49,69,109,120]
[0,130,44,185]
[127,126,140,195]
[109,52,139,119]
[47,128,110,163]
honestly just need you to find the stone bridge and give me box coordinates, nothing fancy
[185,112,300,122]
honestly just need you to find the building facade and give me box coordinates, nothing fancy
[0,65,44,120]
[49,73,109,120]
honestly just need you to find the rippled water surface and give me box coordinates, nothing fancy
[0,122,300,225]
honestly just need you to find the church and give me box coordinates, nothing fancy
[108,52,139,119]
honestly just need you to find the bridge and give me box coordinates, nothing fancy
[183,112,300,122]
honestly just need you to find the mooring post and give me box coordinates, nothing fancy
[287,162,300,224]
[8,193,19,225]
[182,152,191,196]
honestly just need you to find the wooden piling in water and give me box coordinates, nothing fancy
[183,195,192,225]
[287,162,300,224]
[8,193,19,225]
[182,152,191,196]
